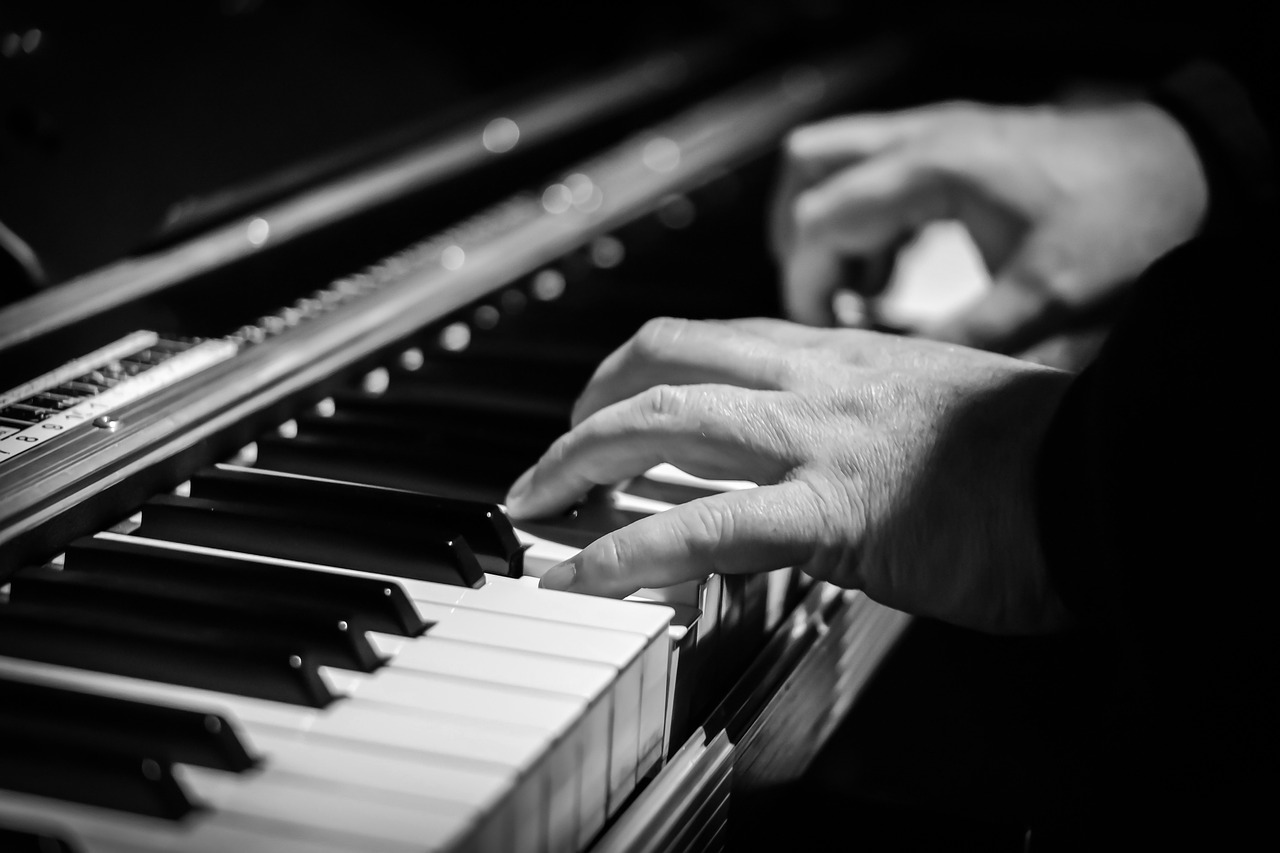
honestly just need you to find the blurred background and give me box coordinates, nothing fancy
[0,0,1212,303]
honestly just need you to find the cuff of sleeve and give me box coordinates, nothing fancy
[1149,60,1276,231]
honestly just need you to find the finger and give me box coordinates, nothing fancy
[718,316,842,345]
[780,238,843,326]
[783,108,946,170]
[507,385,801,519]
[537,481,829,597]
[570,317,798,426]
[767,157,810,262]
[794,153,950,254]
[771,110,939,262]
[781,154,950,326]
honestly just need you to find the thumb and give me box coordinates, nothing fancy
[781,240,843,327]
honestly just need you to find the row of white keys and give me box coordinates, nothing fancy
[318,659,596,853]
[0,787,378,853]
[2,572,602,852]
[0,655,519,853]
[90,530,674,851]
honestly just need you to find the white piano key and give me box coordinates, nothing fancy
[609,489,676,516]
[484,579,672,754]
[246,726,513,815]
[641,462,757,491]
[84,530,677,835]
[175,764,482,852]
[511,527,580,577]
[377,636,615,846]
[409,577,673,789]
[414,601,644,796]
[319,666,586,853]
[0,786,423,853]
[0,656,541,852]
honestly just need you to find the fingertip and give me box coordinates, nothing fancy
[504,467,535,517]
[538,558,578,592]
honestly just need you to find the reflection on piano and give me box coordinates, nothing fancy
[0,7,921,851]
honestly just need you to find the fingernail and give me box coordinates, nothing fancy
[505,468,534,515]
[539,559,577,592]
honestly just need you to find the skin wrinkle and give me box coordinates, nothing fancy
[511,317,1076,633]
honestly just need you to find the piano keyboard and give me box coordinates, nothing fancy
[0,303,784,853]
[0,448,754,853]
[0,36,916,853]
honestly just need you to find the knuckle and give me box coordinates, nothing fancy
[675,500,734,564]
[592,535,631,590]
[633,316,693,361]
[543,429,577,468]
[636,383,689,425]
[793,473,860,581]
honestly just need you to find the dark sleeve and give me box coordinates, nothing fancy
[1033,29,1277,840]
[1034,219,1277,843]
[1039,14,1276,637]
[1144,9,1277,233]
[1151,58,1277,233]
[1034,120,1276,850]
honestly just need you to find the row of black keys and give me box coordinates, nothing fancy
[0,189,780,832]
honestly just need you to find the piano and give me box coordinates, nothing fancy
[0,4,942,851]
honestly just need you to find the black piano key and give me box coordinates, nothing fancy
[276,418,540,507]
[298,406,560,459]
[408,335,608,393]
[9,567,385,673]
[65,536,427,636]
[334,383,571,430]
[0,602,335,707]
[293,415,544,486]
[0,826,80,852]
[393,359,591,403]
[0,676,256,773]
[255,432,510,505]
[0,737,196,820]
[136,494,486,587]
[512,488,651,550]
[187,466,523,578]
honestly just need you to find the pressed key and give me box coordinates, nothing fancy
[8,567,385,673]
[0,677,255,773]
[66,535,426,636]
[513,488,651,550]
[0,602,335,707]
[188,465,524,577]
[136,494,485,587]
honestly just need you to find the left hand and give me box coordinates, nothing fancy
[504,316,1077,635]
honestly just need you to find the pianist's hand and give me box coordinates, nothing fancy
[505,317,1076,635]
[768,99,1207,354]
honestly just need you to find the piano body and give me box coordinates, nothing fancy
[0,4,966,851]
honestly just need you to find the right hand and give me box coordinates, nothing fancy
[769,99,1208,355]
[506,316,1076,635]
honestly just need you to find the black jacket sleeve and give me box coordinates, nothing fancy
[1034,50,1277,846]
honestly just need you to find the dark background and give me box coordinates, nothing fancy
[0,0,1217,300]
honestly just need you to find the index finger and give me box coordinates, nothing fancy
[771,112,918,260]
[538,481,830,597]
